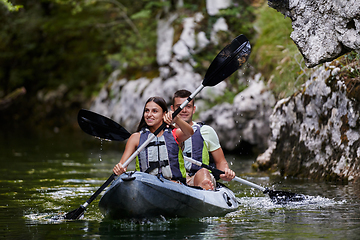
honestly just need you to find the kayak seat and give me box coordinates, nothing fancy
[121,171,137,181]
[186,185,204,190]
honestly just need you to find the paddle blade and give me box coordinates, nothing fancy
[266,189,306,204]
[63,206,85,220]
[203,34,251,87]
[78,109,131,141]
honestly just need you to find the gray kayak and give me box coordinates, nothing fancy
[98,171,239,219]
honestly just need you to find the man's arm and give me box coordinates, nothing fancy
[201,125,235,181]
[210,148,234,181]
[211,147,229,171]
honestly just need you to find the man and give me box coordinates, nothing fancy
[171,89,235,190]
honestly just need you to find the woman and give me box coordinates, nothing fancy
[113,97,194,183]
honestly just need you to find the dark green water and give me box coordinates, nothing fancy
[1,129,360,239]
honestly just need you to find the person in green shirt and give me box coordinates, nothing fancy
[171,90,235,190]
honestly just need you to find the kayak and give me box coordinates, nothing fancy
[98,171,239,219]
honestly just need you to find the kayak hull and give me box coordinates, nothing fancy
[98,172,239,219]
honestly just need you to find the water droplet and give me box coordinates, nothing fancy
[99,139,103,161]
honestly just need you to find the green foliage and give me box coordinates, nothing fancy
[341,51,360,78]
[218,2,256,40]
[0,0,22,11]
[0,0,171,127]
[131,9,152,19]
[0,0,167,97]
[336,51,360,80]
[252,4,310,99]
[215,85,247,105]
[1,1,112,96]
[193,1,256,92]
[101,0,174,78]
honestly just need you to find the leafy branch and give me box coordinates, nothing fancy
[0,0,22,11]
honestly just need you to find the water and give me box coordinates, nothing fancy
[1,129,360,239]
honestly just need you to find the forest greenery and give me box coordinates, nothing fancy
[0,0,322,128]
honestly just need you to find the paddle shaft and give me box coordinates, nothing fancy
[184,157,306,203]
[81,173,116,209]
[183,156,266,192]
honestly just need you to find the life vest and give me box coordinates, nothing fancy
[135,127,186,182]
[183,123,212,175]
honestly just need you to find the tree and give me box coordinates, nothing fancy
[0,0,165,128]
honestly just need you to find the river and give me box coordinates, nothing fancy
[1,128,360,239]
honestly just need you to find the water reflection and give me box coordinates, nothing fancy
[1,130,360,239]
[99,218,210,239]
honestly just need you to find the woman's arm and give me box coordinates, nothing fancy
[113,132,140,175]
[163,111,194,143]
[174,116,194,143]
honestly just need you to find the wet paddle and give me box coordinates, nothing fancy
[77,109,131,141]
[184,156,306,204]
[64,34,251,220]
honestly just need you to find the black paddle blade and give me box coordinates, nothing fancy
[265,189,306,204]
[203,34,251,87]
[63,205,85,220]
[78,109,131,141]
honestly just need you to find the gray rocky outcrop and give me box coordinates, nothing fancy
[199,74,275,153]
[268,0,360,67]
[256,62,360,181]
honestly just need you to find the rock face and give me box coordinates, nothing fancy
[256,62,360,181]
[91,3,234,133]
[199,75,275,153]
[268,0,360,67]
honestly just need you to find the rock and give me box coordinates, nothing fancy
[268,0,360,67]
[256,142,276,170]
[206,0,232,16]
[199,77,275,152]
[257,63,360,181]
[157,15,177,66]
[200,102,236,150]
[211,17,229,45]
[197,31,210,51]
[173,17,196,60]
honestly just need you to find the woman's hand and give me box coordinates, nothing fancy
[219,168,235,181]
[164,111,177,125]
[113,162,127,175]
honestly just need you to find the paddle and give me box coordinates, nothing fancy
[77,109,131,141]
[184,156,306,204]
[63,34,251,220]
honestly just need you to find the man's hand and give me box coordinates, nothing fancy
[220,168,235,181]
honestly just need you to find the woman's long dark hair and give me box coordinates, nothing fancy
[136,97,168,132]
